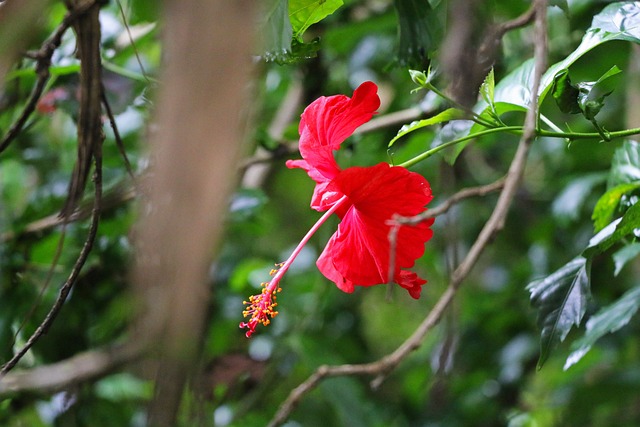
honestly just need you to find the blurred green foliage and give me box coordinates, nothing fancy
[2,1,640,426]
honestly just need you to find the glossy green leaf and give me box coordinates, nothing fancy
[564,286,640,370]
[613,242,640,276]
[592,182,640,232]
[551,69,581,114]
[388,108,465,148]
[584,202,640,257]
[576,65,622,121]
[607,140,640,187]
[394,0,443,68]
[289,0,343,39]
[527,256,591,368]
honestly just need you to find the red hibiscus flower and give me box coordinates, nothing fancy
[240,81,434,337]
[287,81,434,297]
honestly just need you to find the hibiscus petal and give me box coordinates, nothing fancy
[286,81,380,211]
[317,163,434,295]
[396,270,427,299]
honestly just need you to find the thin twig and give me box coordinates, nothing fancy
[387,177,506,284]
[0,140,103,377]
[101,87,136,181]
[115,0,151,84]
[268,2,548,425]
[399,176,506,224]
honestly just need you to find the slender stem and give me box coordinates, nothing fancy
[398,124,640,169]
[267,195,349,293]
[398,126,522,168]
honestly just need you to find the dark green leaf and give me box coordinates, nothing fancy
[289,0,343,39]
[551,69,581,114]
[290,37,321,61]
[564,286,640,370]
[607,140,640,187]
[388,108,465,148]
[592,182,640,232]
[613,243,640,276]
[584,202,640,257]
[527,257,591,368]
[393,0,443,68]
[576,65,622,121]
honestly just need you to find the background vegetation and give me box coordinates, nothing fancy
[2,0,640,426]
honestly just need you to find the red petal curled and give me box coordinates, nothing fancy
[286,81,380,211]
[316,163,433,297]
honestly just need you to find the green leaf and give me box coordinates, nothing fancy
[551,69,581,114]
[393,0,443,68]
[564,286,640,370]
[289,0,343,40]
[388,108,465,148]
[262,0,294,62]
[592,182,640,232]
[480,68,495,107]
[527,256,591,369]
[607,140,640,187]
[613,243,640,276]
[576,65,622,121]
[552,173,607,223]
[584,202,640,257]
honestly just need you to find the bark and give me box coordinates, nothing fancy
[130,1,255,425]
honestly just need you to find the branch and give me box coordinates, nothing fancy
[268,2,548,425]
[60,0,104,217]
[400,177,506,224]
[0,342,143,397]
[0,184,134,243]
[0,137,103,377]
